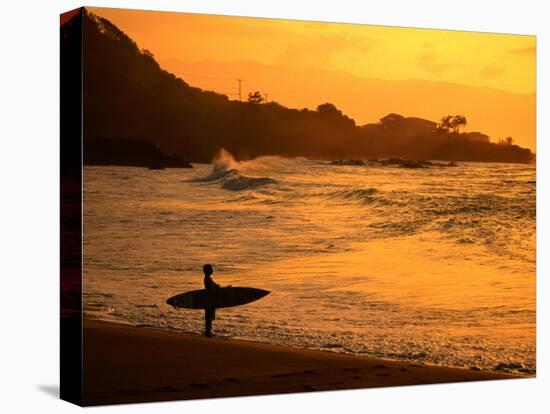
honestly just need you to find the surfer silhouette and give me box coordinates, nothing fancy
[166,265,268,337]
[203,264,219,338]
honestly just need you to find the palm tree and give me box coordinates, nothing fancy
[439,115,467,134]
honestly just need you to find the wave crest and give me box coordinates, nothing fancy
[330,188,389,205]
[194,149,278,191]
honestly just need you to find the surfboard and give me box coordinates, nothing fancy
[166,287,270,309]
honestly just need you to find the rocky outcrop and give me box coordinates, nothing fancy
[84,137,192,168]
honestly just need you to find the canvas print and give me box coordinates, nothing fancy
[60,6,536,406]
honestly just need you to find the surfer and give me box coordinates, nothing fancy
[203,264,219,338]
[166,266,268,337]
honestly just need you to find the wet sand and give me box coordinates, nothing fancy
[83,319,523,406]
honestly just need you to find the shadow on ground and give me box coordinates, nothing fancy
[36,384,59,399]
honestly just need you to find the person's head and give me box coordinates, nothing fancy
[203,264,213,276]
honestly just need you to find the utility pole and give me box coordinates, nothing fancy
[264,93,268,104]
[236,79,242,102]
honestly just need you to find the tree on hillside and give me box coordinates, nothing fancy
[247,91,264,104]
[440,115,467,134]
[498,136,514,145]
[316,103,355,127]
[317,103,343,117]
[141,48,154,58]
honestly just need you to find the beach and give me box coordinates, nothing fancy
[82,319,523,406]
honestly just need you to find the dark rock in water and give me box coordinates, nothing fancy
[432,161,459,167]
[378,158,459,168]
[416,160,434,166]
[163,153,193,168]
[84,137,193,169]
[381,158,424,167]
[330,159,367,166]
[400,161,427,169]
[380,158,404,166]
[381,158,428,168]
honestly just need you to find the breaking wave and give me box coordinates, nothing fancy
[192,149,278,191]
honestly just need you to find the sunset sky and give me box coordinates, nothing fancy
[90,7,536,150]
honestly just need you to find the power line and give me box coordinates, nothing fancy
[169,71,270,104]
[171,71,245,102]
[236,78,243,102]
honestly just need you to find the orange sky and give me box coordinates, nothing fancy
[89,7,536,150]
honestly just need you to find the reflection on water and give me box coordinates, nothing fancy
[83,153,535,374]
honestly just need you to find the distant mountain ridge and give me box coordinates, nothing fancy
[168,59,535,151]
[61,9,534,164]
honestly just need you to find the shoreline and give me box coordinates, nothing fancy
[82,319,526,406]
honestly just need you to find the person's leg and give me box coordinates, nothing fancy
[205,317,212,337]
[205,307,213,337]
[204,309,211,337]
[210,308,216,336]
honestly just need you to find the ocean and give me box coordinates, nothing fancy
[83,151,536,375]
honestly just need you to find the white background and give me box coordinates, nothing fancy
[0,0,547,412]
